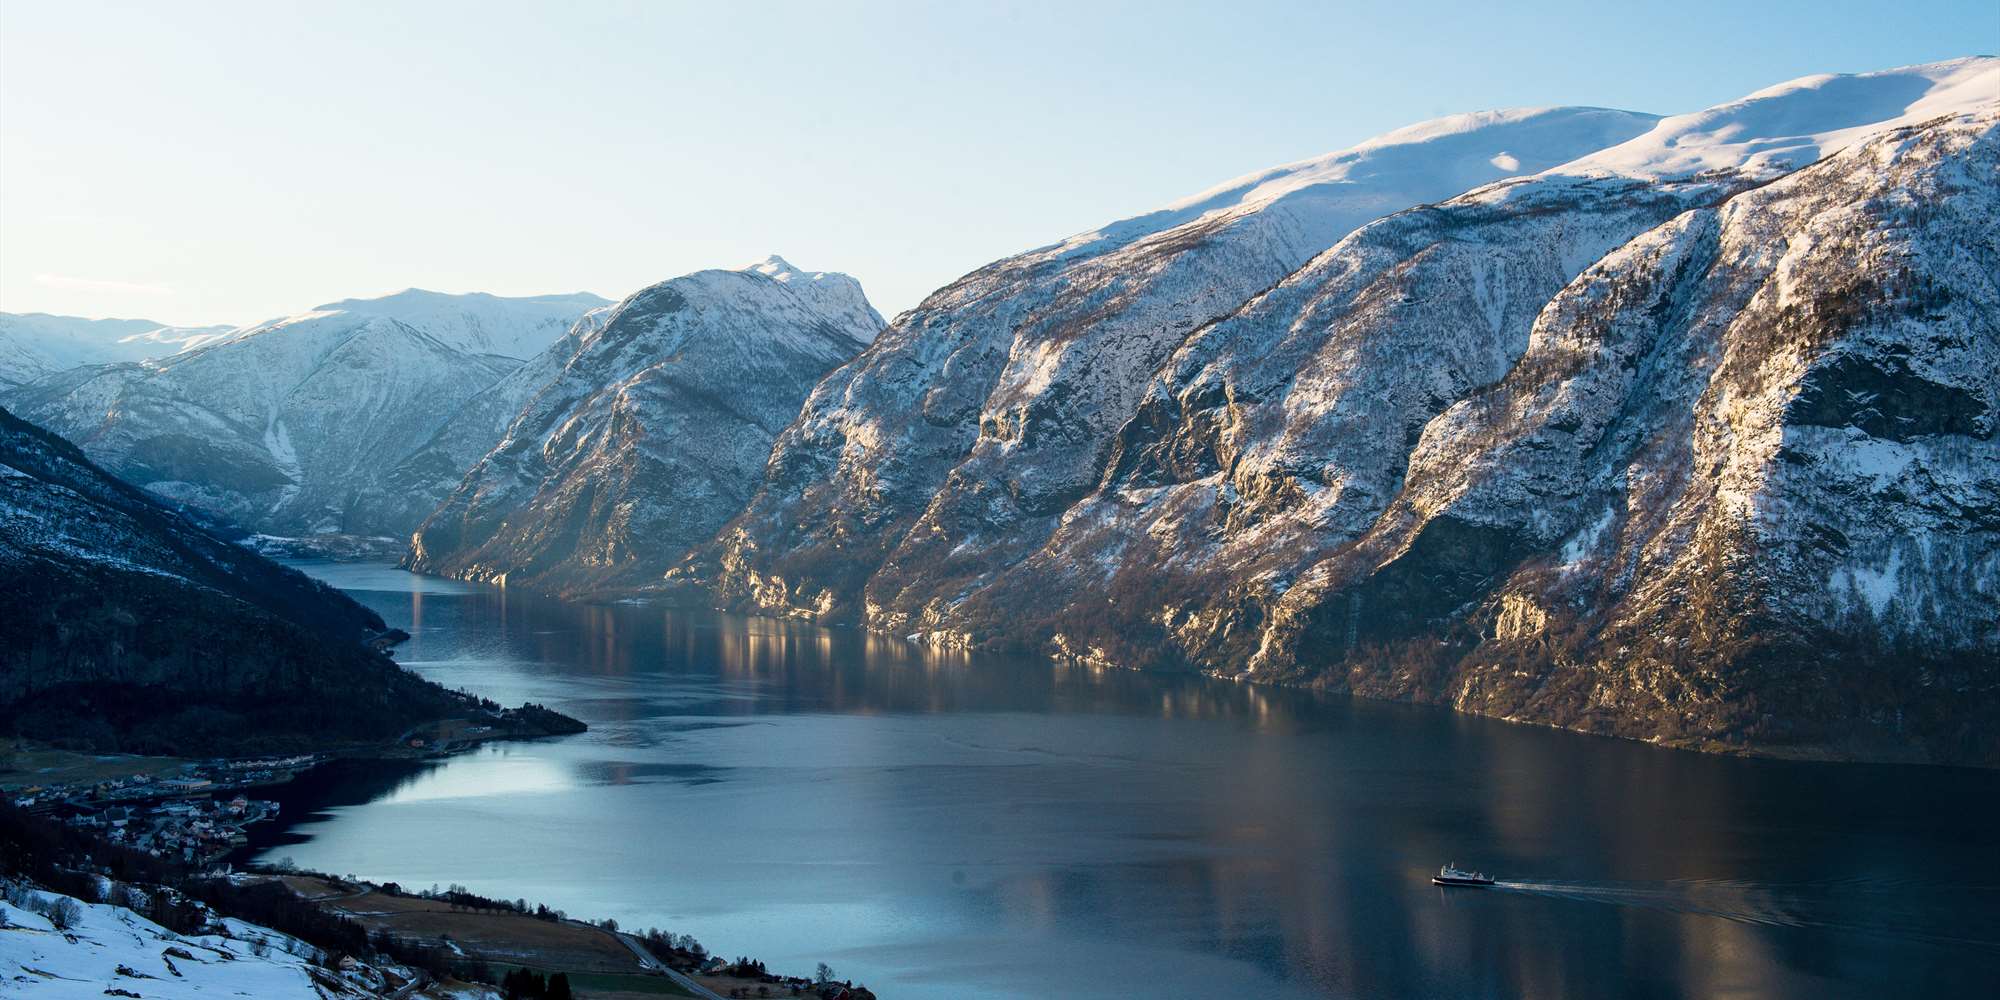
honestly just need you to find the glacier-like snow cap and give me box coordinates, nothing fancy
[1548,56,2000,181]
[1049,105,1663,258]
[1041,56,1997,264]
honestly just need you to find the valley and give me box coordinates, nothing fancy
[2,28,1996,999]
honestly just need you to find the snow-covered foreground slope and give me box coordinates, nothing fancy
[0,314,233,387]
[689,58,2000,763]
[407,256,880,595]
[2,888,332,999]
[0,886,490,999]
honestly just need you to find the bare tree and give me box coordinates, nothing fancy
[46,898,84,931]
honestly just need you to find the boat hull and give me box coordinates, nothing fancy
[1432,876,1495,887]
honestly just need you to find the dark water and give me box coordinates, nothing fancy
[260,562,2000,999]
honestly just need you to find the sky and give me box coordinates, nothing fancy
[1,0,1995,327]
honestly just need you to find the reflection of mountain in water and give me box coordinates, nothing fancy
[268,560,2000,1000]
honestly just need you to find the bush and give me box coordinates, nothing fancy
[46,897,83,930]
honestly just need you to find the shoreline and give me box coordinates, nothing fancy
[2,705,586,870]
[295,550,1983,771]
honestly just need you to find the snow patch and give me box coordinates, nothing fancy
[1559,506,1618,569]
[1834,548,1905,618]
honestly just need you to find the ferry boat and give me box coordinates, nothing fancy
[1432,863,1495,887]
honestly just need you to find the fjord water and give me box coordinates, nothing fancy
[262,563,1997,999]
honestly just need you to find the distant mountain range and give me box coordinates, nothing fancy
[0,313,234,387]
[4,56,1993,764]
[0,288,605,390]
[1,289,612,540]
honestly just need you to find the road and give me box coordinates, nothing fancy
[610,930,729,1000]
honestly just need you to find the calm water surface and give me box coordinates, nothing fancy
[257,561,1999,999]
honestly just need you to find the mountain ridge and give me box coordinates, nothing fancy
[404,256,881,595]
[678,57,2000,764]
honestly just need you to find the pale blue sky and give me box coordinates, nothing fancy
[1,0,1994,326]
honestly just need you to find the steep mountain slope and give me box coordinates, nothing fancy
[692,59,2000,763]
[407,257,879,595]
[691,106,1662,617]
[0,406,468,755]
[369,306,618,537]
[1,291,607,539]
[0,313,233,387]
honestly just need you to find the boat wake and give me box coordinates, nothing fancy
[1488,877,2000,951]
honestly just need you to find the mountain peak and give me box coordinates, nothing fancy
[744,254,804,280]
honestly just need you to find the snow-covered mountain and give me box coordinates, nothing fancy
[683,106,1661,615]
[0,290,608,539]
[406,256,880,595]
[687,58,2000,764]
[295,288,610,359]
[0,313,233,387]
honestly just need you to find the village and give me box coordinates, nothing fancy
[5,753,316,865]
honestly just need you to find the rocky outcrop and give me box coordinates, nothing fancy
[406,257,880,596]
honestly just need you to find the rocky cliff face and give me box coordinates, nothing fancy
[406,257,880,596]
[0,406,469,755]
[693,107,1663,617]
[1,291,607,540]
[692,59,1999,763]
